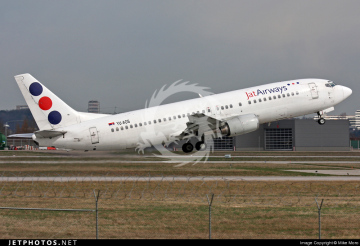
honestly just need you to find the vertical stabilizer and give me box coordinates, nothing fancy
[14,73,80,130]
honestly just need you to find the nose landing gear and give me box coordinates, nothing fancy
[318,118,326,125]
[317,111,326,125]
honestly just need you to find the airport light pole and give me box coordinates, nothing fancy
[4,120,23,136]
[3,123,10,137]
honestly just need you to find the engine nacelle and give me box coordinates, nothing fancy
[219,114,259,137]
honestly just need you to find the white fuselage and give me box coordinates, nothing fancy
[34,79,351,151]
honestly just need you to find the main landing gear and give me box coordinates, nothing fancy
[181,141,207,153]
[182,142,194,153]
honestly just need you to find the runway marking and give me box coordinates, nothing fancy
[286,169,360,176]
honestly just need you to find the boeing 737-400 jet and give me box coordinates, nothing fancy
[11,74,352,153]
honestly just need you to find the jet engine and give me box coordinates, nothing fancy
[219,114,259,137]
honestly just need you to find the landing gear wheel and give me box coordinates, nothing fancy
[318,118,326,125]
[182,142,194,153]
[195,141,207,151]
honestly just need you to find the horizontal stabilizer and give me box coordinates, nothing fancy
[8,130,67,139]
[7,133,34,138]
[34,130,67,138]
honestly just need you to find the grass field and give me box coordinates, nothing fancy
[0,150,360,239]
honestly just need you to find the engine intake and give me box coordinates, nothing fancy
[220,114,259,137]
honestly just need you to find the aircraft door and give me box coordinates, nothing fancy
[308,83,319,99]
[89,127,99,144]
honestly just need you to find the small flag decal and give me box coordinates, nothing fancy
[108,122,115,126]
[287,82,300,86]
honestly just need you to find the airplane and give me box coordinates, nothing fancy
[10,73,352,153]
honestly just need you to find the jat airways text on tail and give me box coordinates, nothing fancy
[11,73,352,153]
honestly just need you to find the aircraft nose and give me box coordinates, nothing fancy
[342,86,352,99]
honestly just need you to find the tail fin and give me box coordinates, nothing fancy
[14,73,108,130]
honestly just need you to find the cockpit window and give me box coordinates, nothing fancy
[326,81,336,87]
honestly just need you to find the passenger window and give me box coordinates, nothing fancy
[134,124,137,127]
[121,126,124,130]
[139,123,142,126]
[287,93,290,97]
[144,122,147,126]
[158,119,161,123]
[259,99,262,102]
[154,120,157,124]
[116,127,119,131]
[282,94,286,98]
[111,128,114,132]
[183,114,186,117]
[296,91,299,95]
[148,121,151,125]
[173,116,176,119]
[239,102,242,106]
[253,100,257,103]
[269,97,272,100]
[291,92,294,96]
[178,115,181,118]
[230,104,233,108]
[278,95,281,99]
[130,125,133,128]
[225,105,228,109]
[168,117,171,121]
[248,101,251,104]
[263,98,267,101]
[208,108,211,112]
[163,118,166,122]
[125,126,128,129]
[221,106,224,110]
[273,96,276,99]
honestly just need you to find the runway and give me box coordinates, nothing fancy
[1,176,360,182]
[1,160,360,165]
[2,152,360,180]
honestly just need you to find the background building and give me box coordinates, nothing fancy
[88,100,100,113]
[16,105,28,110]
[233,119,350,151]
[170,119,350,152]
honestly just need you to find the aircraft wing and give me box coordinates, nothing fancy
[177,113,222,140]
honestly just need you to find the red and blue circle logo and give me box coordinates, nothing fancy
[29,82,62,125]
[38,96,52,110]
[29,82,43,96]
[48,111,62,125]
